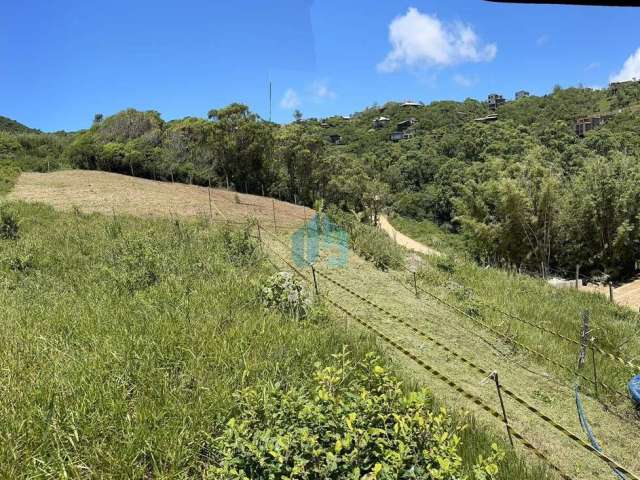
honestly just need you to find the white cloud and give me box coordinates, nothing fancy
[280,88,301,109]
[377,7,496,73]
[610,47,640,82]
[308,80,336,102]
[536,34,550,46]
[453,74,477,87]
[585,62,600,72]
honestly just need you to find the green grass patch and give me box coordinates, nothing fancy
[0,158,21,196]
[388,215,468,257]
[328,209,405,271]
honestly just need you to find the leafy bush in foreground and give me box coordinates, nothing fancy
[0,207,19,240]
[105,235,163,293]
[220,223,260,266]
[261,271,313,320]
[207,351,504,479]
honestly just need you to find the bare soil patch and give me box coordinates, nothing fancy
[378,214,440,256]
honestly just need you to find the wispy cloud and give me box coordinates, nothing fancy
[377,7,496,73]
[536,34,550,46]
[453,74,478,87]
[610,47,640,82]
[308,79,336,102]
[585,62,600,72]
[280,88,301,110]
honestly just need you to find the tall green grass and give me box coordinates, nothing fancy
[328,208,405,271]
[0,202,551,478]
[0,203,376,477]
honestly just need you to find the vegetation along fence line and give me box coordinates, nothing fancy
[296,221,640,373]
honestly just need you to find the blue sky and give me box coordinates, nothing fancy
[2,0,640,132]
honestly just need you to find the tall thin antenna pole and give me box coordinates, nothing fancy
[269,80,272,122]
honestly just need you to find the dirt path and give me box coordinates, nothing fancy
[550,276,640,310]
[378,215,440,256]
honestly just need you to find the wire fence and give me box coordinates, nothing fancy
[259,239,575,480]
[258,225,640,480]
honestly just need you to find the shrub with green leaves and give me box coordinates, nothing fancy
[220,224,259,266]
[0,208,19,240]
[207,351,504,479]
[105,236,163,293]
[260,271,312,320]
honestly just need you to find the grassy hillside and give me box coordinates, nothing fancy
[0,201,552,478]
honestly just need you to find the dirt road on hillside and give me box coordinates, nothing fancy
[378,215,440,256]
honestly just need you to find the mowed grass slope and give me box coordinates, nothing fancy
[389,216,640,407]
[8,170,310,228]
[0,202,377,477]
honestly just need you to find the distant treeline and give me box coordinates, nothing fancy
[2,82,640,277]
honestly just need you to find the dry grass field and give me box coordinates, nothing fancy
[8,170,310,229]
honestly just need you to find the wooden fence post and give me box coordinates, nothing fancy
[311,265,319,295]
[207,178,213,222]
[492,372,514,448]
[576,264,580,290]
[272,198,277,233]
[578,311,590,370]
[590,339,599,399]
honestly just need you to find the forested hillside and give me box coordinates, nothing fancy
[0,115,40,134]
[3,82,640,278]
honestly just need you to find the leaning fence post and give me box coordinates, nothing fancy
[608,281,614,303]
[492,372,514,448]
[311,265,319,295]
[256,221,262,244]
[413,271,418,297]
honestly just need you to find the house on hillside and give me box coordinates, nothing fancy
[474,113,498,123]
[574,114,612,137]
[390,131,415,142]
[320,122,330,128]
[396,118,417,131]
[328,134,342,145]
[487,93,506,111]
[609,79,639,94]
[372,116,390,129]
[401,101,423,108]
[515,90,530,100]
